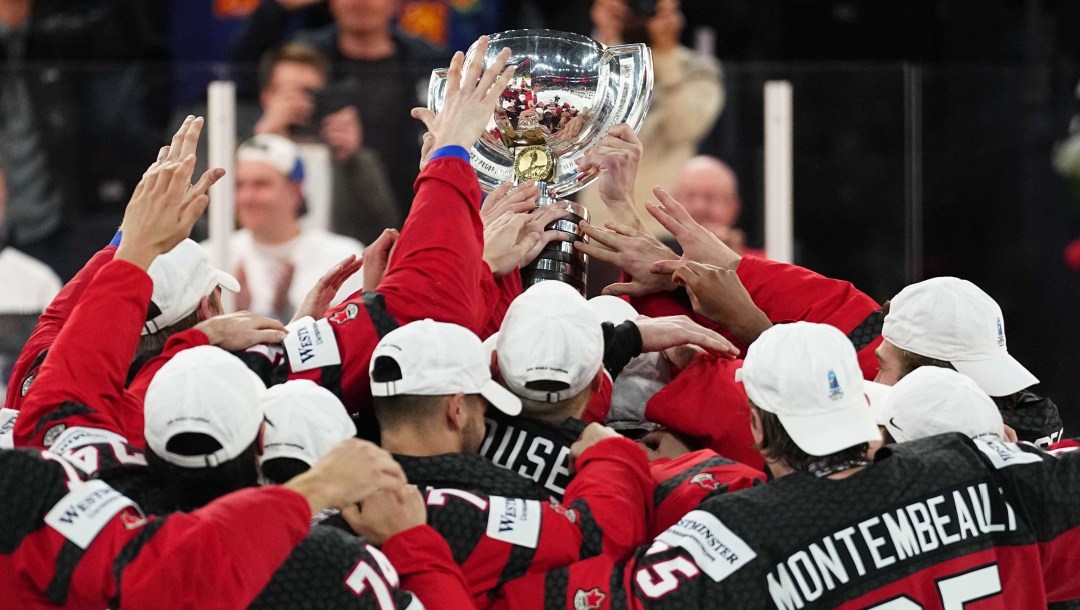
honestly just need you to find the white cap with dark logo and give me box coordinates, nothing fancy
[370,319,521,416]
[883,277,1038,397]
[236,134,305,182]
[144,345,266,468]
[736,322,881,456]
[873,366,1004,443]
[144,239,240,335]
[496,281,604,405]
[260,380,356,467]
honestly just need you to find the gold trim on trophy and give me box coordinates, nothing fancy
[514,145,554,182]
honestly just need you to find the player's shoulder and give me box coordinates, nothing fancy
[884,432,1047,473]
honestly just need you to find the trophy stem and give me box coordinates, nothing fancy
[521,196,590,295]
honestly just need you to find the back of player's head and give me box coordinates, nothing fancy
[883,277,1038,397]
[495,282,604,416]
[737,322,880,467]
[873,367,1005,444]
[259,380,356,484]
[370,319,521,429]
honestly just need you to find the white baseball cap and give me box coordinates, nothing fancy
[875,366,1004,443]
[237,134,304,182]
[883,277,1038,397]
[736,322,881,456]
[260,380,356,467]
[144,345,267,468]
[144,239,240,335]
[587,296,669,422]
[370,319,521,416]
[496,281,604,405]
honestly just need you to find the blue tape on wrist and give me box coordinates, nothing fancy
[109,230,122,247]
[427,145,471,163]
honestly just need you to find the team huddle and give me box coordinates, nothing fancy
[2,36,1079,610]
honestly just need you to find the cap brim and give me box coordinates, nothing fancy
[951,353,1038,397]
[215,269,241,293]
[863,381,892,426]
[480,379,522,416]
[777,405,882,457]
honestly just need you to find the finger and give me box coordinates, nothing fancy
[515,232,543,261]
[464,37,489,88]
[446,50,465,92]
[650,259,684,276]
[573,239,620,264]
[652,187,694,224]
[167,116,194,161]
[478,47,513,96]
[577,220,623,250]
[606,123,636,143]
[180,194,211,228]
[488,66,517,105]
[528,204,570,228]
[603,219,644,238]
[189,168,225,200]
[178,116,204,160]
[249,316,289,332]
[410,107,437,131]
[169,154,199,202]
[645,202,685,237]
[602,282,649,297]
[251,328,289,345]
[482,182,513,213]
[523,230,570,261]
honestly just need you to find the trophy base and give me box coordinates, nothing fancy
[521,200,589,295]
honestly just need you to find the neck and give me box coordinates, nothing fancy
[0,0,31,29]
[522,392,589,425]
[251,220,301,245]
[381,426,462,457]
[337,28,395,61]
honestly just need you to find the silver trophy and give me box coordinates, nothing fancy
[428,30,653,293]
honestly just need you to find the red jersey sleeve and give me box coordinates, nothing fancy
[648,449,766,537]
[382,524,477,610]
[13,259,153,448]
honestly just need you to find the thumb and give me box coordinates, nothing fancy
[650,259,682,275]
[602,282,646,297]
[410,107,437,130]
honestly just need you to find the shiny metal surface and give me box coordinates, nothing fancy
[428,30,653,197]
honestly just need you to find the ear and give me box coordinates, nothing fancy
[256,421,267,457]
[291,183,305,212]
[196,294,213,321]
[489,350,500,378]
[749,406,763,445]
[445,393,469,432]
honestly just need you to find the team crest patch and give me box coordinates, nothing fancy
[690,472,722,491]
[120,510,149,530]
[573,588,606,610]
[43,424,67,447]
[549,501,577,523]
[330,303,360,325]
[21,372,36,396]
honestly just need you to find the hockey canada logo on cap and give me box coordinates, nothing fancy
[690,472,723,491]
[573,588,606,610]
[996,318,1005,347]
[827,370,843,400]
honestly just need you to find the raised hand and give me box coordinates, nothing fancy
[362,228,400,292]
[284,438,407,515]
[575,123,646,229]
[634,314,739,358]
[410,36,516,152]
[480,181,540,227]
[574,219,678,297]
[483,205,569,277]
[291,254,364,323]
[646,186,741,271]
[668,260,772,346]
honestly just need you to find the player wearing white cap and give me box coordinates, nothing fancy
[259,379,357,484]
[366,317,656,608]
[493,321,1080,609]
[876,276,1063,446]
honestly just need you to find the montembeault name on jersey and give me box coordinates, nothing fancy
[767,481,1017,610]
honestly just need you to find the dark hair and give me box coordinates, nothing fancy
[146,434,260,512]
[370,355,450,430]
[137,290,221,356]
[258,43,329,91]
[261,457,310,485]
[751,404,868,473]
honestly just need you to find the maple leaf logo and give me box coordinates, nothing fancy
[573,588,606,610]
[690,472,722,491]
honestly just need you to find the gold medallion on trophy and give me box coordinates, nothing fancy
[514,145,554,182]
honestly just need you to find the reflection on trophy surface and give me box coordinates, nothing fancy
[429,30,653,294]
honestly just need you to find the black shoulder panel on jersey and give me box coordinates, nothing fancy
[569,498,603,560]
[110,518,166,608]
[45,539,85,605]
[0,450,69,553]
[30,401,94,439]
[653,456,736,507]
[544,567,571,610]
[427,495,487,565]
[398,453,549,500]
[494,539,540,597]
[847,309,884,351]
[363,291,399,339]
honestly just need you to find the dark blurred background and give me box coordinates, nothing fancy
[4,0,1080,431]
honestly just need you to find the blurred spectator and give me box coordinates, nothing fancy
[0,161,60,396]
[580,0,724,238]
[231,0,444,212]
[671,155,760,256]
[222,134,364,321]
[255,43,401,243]
[0,0,150,278]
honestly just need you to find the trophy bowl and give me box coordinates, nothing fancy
[428,30,653,293]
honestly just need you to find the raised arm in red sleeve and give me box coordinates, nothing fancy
[648,449,765,536]
[13,259,152,448]
[6,246,116,410]
[382,524,477,610]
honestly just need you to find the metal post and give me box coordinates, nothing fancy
[764,81,794,263]
[207,81,237,309]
